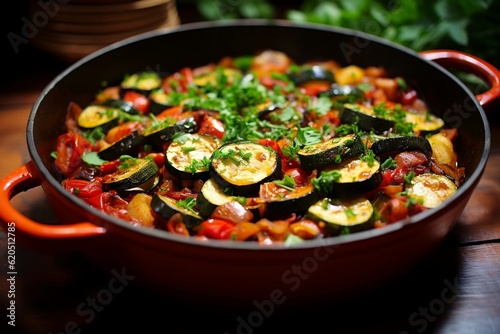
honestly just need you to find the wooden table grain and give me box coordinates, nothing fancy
[1,43,500,334]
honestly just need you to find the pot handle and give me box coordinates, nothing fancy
[0,162,106,239]
[419,49,500,110]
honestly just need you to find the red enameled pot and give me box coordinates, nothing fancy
[1,20,499,309]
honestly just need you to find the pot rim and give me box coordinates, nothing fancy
[27,19,491,250]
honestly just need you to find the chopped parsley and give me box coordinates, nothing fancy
[274,174,296,191]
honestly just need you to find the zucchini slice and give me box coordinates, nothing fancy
[259,182,320,220]
[298,134,364,171]
[101,99,140,115]
[323,158,382,197]
[98,130,144,161]
[341,103,395,134]
[320,84,365,102]
[308,197,374,235]
[151,194,203,228]
[102,158,159,192]
[196,178,234,218]
[148,88,175,115]
[196,178,261,219]
[121,71,162,93]
[165,133,221,180]
[77,105,120,132]
[288,65,335,86]
[406,173,457,208]
[193,67,242,86]
[144,116,198,151]
[405,111,444,134]
[370,135,433,159]
[209,141,282,197]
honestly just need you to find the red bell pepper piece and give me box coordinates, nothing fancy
[196,219,236,240]
[123,90,150,114]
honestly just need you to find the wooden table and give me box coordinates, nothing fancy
[1,35,500,334]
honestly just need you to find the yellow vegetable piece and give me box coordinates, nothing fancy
[334,65,365,85]
[428,132,456,166]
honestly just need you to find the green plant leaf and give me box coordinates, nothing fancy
[369,3,391,26]
[240,0,274,18]
[82,152,107,166]
[434,0,463,20]
[313,2,342,25]
[286,9,307,23]
[446,19,469,45]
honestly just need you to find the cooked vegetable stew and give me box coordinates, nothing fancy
[52,50,465,245]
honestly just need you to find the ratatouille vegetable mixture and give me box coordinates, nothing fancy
[52,50,464,245]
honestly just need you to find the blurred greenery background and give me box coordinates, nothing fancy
[3,0,498,92]
[187,0,499,65]
[178,0,499,92]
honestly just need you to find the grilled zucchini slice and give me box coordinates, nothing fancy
[209,141,282,197]
[196,178,234,218]
[259,182,320,220]
[148,88,175,115]
[121,71,162,93]
[322,158,382,197]
[405,111,444,134]
[308,197,374,235]
[165,133,221,180]
[297,134,364,171]
[143,116,197,151]
[102,157,159,192]
[320,84,365,102]
[98,130,144,161]
[151,194,203,228]
[101,99,140,115]
[77,105,121,132]
[193,67,242,86]
[406,173,457,208]
[340,103,395,134]
[288,65,335,86]
[370,135,433,159]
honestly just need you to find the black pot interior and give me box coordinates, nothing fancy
[29,20,489,206]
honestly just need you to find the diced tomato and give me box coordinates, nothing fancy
[232,222,260,241]
[258,138,281,154]
[62,179,102,198]
[195,218,236,240]
[197,114,225,139]
[65,102,83,133]
[54,132,92,178]
[101,194,139,224]
[259,76,289,90]
[381,184,404,197]
[162,67,193,93]
[289,219,322,239]
[385,196,408,223]
[251,50,292,77]
[155,106,184,121]
[166,213,190,237]
[166,187,197,201]
[100,160,120,175]
[300,82,332,96]
[400,88,418,105]
[145,152,165,169]
[123,90,150,114]
[284,167,308,186]
[85,191,114,209]
[105,121,142,144]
